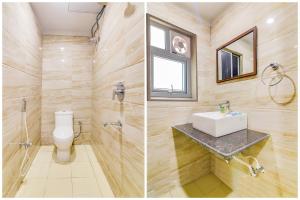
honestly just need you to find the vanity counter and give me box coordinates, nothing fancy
[172,123,269,159]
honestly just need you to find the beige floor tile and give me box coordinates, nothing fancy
[72,150,89,163]
[85,145,94,153]
[48,162,72,178]
[15,179,46,197]
[161,192,173,197]
[203,183,232,198]
[84,147,115,197]
[86,147,97,161]
[194,173,222,194]
[39,145,55,152]
[71,162,94,177]
[32,150,53,165]
[16,145,114,198]
[170,186,189,197]
[72,177,102,197]
[74,144,88,152]
[94,168,114,197]
[25,163,50,179]
[44,178,73,197]
[170,173,233,198]
[182,181,205,198]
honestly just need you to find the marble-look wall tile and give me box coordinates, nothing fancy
[2,3,42,197]
[147,3,213,197]
[91,3,144,197]
[41,36,94,144]
[147,2,297,198]
[209,3,297,197]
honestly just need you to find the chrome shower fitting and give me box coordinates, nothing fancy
[74,121,82,139]
[19,141,32,149]
[112,82,125,102]
[22,98,27,112]
[103,120,122,129]
[231,154,265,177]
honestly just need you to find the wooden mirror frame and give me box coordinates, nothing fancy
[216,26,257,83]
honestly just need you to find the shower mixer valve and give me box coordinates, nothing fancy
[112,82,125,102]
[19,141,32,149]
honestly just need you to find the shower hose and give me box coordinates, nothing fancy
[19,110,31,177]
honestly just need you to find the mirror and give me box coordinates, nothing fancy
[216,27,257,83]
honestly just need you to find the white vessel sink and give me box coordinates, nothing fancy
[192,112,247,137]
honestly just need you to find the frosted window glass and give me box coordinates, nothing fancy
[153,56,184,91]
[150,26,165,49]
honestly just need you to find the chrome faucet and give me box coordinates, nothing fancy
[19,141,32,149]
[103,120,122,129]
[112,82,125,102]
[218,100,230,113]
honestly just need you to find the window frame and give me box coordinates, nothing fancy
[147,14,197,101]
[219,48,243,80]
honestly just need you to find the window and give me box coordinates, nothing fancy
[150,26,165,49]
[219,49,243,80]
[147,14,197,101]
[153,56,185,91]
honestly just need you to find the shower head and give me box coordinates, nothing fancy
[124,3,135,18]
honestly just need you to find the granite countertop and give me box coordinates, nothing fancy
[172,123,270,159]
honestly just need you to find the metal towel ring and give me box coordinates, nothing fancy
[268,75,296,105]
[261,62,296,105]
[261,63,285,86]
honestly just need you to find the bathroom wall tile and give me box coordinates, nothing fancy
[73,132,91,145]
[209,2,298,197]
[3,65,42,99]
[2,3,42,196]
[41,35,93,145]
[91,2,144,197]
[147,3,213,196]
[3,3,42,78]
[147,2,297,198]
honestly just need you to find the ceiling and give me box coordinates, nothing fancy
[172,2,232,23]
[31,2,105,37]
[31,2,231,36]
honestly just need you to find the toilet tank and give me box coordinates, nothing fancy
[55,111,73,128]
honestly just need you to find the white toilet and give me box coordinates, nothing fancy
[53,111,74,162]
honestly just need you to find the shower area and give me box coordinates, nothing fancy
[2,2,144,197]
